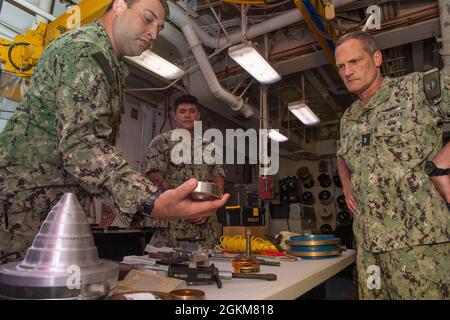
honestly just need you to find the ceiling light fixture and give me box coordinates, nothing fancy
[288,101,320,126]
[228,42,281,84]
[288,74,320,126]
[268,129,288,142]
[125,50,184,80]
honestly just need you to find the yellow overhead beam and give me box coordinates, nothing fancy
[294,0,339,70]
[45,0,111,45]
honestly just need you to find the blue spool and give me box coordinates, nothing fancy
[290,245,338,252]
[287,234,341,259]
[290,235,337,242]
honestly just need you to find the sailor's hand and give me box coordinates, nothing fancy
[152,178,229,220]
[343,185,358,214]
[190,216,209,224]
[431,175,450,204]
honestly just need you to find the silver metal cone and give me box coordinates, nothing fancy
[0,193,118,299]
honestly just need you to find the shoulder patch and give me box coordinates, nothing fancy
[423,68,441,104]
[92,52,114,86]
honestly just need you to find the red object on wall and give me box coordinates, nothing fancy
[259,176,273,200]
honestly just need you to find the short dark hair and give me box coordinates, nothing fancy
[336,31,379,55]
[105,0,170,20]
[173,94,199,112]
[106,0,139,11]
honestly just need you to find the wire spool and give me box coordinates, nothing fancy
[218,235,279,254]
[333,172,342,188]
[286,235,341,259]
[318,190,332,205]
[336,195,347,210]
[302,191,315,206]
[318,173,332,188]
[337,210,351,223]
[320,224,333,234]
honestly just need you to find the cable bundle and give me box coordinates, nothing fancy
[218,235,279,254]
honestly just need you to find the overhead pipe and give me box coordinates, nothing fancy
[181,24,256,118]
[439,0,450,75]
[168,0,357,49]
[35,0,54,24]
[169,1,359,119]
[9,0,56,22]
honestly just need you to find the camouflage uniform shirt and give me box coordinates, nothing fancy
[0,22,158,231]
[337,73,450,253]
[145,129,226,247]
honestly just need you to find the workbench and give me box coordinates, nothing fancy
[196,249,356,300]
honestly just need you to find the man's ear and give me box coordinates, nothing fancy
[170,110,176,120]
[374,50,382,68]
[112,0,128,16]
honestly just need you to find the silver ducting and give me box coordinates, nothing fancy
[181,24,256,118]
[0,193,118,300]
[168,0,358,49]
[167,0,357,119]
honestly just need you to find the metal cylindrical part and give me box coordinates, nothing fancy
[232,258,260,273]
[169,289,205,300]
[218,270,232,280]
[245,230,251,257]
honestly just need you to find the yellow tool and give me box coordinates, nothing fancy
[0,0,111,80]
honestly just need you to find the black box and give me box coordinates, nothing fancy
[269,203,289,219]
[242,207,265,226]
[224,206,242,226]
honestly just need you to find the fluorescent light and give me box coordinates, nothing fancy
[125,50,184,80]
[288,101,320,126]
[228,42,281,84]
[268,129,288,142]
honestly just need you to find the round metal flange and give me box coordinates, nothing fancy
[232,258,260,273]
[190,181,224,200]
[286,250,341,257]
[0,260,118,300]
[286,238,341,246]
[170,289,205,300]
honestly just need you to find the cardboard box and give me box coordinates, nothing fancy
[222,226,268,239]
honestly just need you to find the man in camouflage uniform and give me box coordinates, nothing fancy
[145,94,226,248]
[0,0,229,264]
[335,31,449,299]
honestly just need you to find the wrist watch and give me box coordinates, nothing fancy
[424,161,450,177]
[143,190,162,218]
